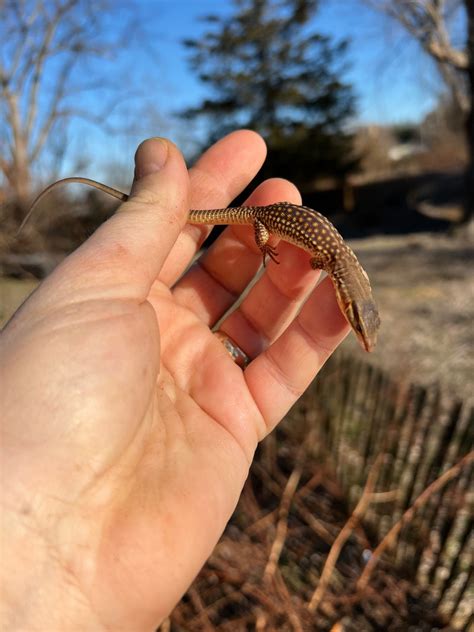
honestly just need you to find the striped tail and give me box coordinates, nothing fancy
[188,206,254,225]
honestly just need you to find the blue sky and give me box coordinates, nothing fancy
[150,0,438,122]
[33,0,465,181]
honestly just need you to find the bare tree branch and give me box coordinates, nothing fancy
[0,0,141,210]
[25,0,76,140]
[367,0,468,111]
[29,57,76,162]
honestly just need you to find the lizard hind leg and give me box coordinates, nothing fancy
[253,218,280,267]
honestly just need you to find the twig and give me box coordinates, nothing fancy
[188,586,214,632]
[368,490,399,503]
[356,451,474,592]
[308,453,384,613]
[263,437,312,582]
[255,607,267,631]
[246,471,324,537]
[263,461,303,581]
[273,570,305,632]
[158,618,170,632]
[293,499,337,546]
[202,583,253,623]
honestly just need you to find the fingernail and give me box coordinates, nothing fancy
[134,137,169,179]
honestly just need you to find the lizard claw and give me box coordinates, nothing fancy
[262,245,280,267]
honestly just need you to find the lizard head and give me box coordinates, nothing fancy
[332,264,381,352]
[342,298,380,352]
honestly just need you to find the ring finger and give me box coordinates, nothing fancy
[216,241,322,358]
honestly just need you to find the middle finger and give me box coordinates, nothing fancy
[217,241,322,358]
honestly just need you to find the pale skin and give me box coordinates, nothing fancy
[0,131,350,631]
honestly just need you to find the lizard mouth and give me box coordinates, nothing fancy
[358,331,374,353]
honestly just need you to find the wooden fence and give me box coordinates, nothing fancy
[306,353,473,628]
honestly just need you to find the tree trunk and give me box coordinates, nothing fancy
[8,103,32,215]
[13,162,31,213]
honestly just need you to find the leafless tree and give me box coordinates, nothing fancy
[0,0,137,213]
[367,0,473,220]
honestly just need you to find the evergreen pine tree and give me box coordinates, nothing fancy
[183,0,357,189]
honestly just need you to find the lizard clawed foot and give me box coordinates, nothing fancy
[262,244,280,267]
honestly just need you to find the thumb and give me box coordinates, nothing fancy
[76,138,190,297]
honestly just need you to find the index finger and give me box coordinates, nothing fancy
[159,129,267,286]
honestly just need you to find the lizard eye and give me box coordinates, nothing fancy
[354,319,365,336]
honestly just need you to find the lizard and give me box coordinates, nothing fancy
[19,177,381,352]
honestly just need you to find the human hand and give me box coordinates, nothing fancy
[1,131,350,631]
